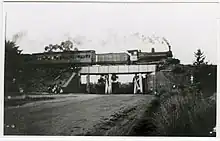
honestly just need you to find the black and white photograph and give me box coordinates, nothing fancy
[2,0,218,137]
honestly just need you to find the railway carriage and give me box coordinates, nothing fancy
[24,50,96,65]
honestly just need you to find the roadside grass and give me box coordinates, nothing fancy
[128,97,160,136]
[153,86,216,136]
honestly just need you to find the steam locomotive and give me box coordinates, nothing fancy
[23,48,173,66]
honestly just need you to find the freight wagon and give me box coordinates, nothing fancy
[95,53,130,65]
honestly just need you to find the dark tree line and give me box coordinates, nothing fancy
[5,40,24,94]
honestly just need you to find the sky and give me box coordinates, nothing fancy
[4,2,219,66]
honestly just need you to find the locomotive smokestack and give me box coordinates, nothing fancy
[151,48,155,53]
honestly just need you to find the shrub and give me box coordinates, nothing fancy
[172,65,185,74]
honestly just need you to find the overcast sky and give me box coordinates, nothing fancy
[4,2,219,65]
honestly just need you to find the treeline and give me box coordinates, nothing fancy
[4,40,24,95]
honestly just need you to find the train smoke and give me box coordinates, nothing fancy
[60,31,171,53]
[12,31,27,43]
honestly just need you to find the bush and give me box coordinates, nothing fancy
[153,91,216,136]
[193,65,217,97]
[172,65,185,74]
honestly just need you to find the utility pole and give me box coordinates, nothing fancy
[5,12,7,40]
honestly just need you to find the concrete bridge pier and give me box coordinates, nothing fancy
[105,74,112,94]
[86,74,90,93]
[133,73,143,94]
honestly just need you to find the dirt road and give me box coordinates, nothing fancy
[4,94,154,136]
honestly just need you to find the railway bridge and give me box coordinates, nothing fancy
[77,64,157,94]
[22,49,167,94]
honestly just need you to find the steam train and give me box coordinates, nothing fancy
[23,48,173,66]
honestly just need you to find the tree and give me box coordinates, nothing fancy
[74,47,79,51]
[193,49,207,92]
[193,49,206,66]
[111,74,118,82]
[98,75,105,84]
[5,40,23,93]
[5,40,23,74]
[96,75,105,93]
[61,40,74,51]
[44,40,75,52]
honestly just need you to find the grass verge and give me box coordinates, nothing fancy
[129,87,216,136]
[153,89,216,136]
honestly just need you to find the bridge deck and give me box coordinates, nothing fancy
[80,64,156,75]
